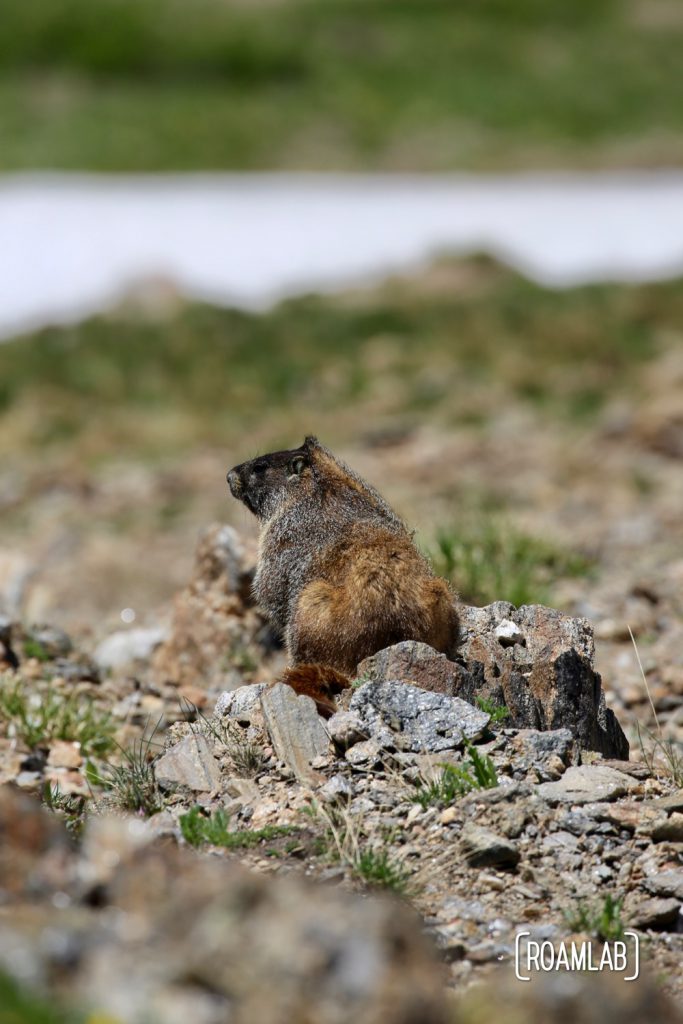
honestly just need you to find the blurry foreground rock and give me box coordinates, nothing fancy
[1,784,682,1024]
[0,785,447,1024]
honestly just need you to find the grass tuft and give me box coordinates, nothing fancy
[564,894,624,942]
[179,805,295,848]
[475,696,509,725]
[0,676,115,757]
[95,729,163,815]
[432,517,591,607]
[415,741,498,808]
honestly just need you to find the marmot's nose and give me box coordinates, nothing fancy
[227,469,242,497]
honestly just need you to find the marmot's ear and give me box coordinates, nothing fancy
[303,435,320,451]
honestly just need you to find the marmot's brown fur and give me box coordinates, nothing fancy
[227,436,459,714]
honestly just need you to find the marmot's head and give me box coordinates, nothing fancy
[227,436,318,520]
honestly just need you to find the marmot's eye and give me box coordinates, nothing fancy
[289,457,306,477]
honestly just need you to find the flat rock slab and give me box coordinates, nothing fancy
[536,765,638,805]
[155,734,222,793]
[260,683,329,784]
[349,680,489,753]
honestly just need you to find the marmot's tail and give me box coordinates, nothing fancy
[280,664,351,718]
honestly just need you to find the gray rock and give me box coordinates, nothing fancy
[644,871,683,901]
[326,710,369,751]
[319,774,356,803]
[155,734,222,793]
[657,789,683,814]
[652,813,683,843]
[458,602,629,759]
[95,627,167,671]
[345,737,387,769]
[260,683,329,783]
[512,728,574,762]
[215,684,267,722]
[537,765,638,805]
[628,897,681,931]
[350,679,490,753]
[460,824,520,868]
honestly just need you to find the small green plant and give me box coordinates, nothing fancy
[0,678,115,757]
[179,805,295,849]
[432,518,590,607]
[475,696,510,725]
[0,970,77,1024]
[96,731,163,815]
[42,782,87,838]
[354,847,410,895]
[22,638,50,662]
[564,894,624,942]
[415,741,498,808]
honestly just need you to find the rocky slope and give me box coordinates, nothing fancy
[0,525,682,1020]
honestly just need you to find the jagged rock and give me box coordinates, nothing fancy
[459,602,629,759]
[95,627,167,672]
[355,604,628,759]
[536,765,638,805]
[260,683,329,784]
[152,524,270,689]
[460,824,520,868]
[155,734,222,793]
[326,710,369,751]
[349,679,489,753]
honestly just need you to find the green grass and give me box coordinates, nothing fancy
[353,847,411,895]
[179,805,295,849]
[432,516,592,607]
[0,262,678,463]
[475,696,510,725]
[564,894,625,942]
[0,971,79,1024]
[96,733,163,815]
[0,0,681,170]
[415,741,498,809]
[0,676,115,757]
[22,639,50,663]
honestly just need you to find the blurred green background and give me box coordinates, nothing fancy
[1,0,682,171]
[0,0,681,627]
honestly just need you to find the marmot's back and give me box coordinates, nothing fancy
[227,437,459,703]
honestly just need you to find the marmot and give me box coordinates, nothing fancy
[227,436,459,714]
